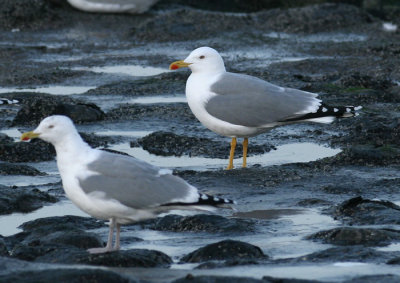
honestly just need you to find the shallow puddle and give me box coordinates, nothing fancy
[129,95,187,104]
[0,86,95,95]
[72,65,168,77]
[110,142,341,170]
[0,200,88,236]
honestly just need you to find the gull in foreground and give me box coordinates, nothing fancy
[21,115,235,253]
[170,47,361,170]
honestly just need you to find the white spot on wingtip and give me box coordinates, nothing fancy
[346,108,351,112]
[213,197,220,202]
[322,107,328,112]
[383,22,398,32]
[354,106,362,111]
[158,168,173,175]
[334,108,339,112]
[201,194,208,200]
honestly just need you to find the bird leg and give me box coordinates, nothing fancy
[227,137,237,170]
[113,223,121,251]
[242,138,248,168]
[87,218,115,254]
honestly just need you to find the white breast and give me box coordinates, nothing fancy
[186,73,262,138]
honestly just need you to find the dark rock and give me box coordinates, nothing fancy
[136,4,374,42]
[173,275,264,283]
[342,275,400,283]
[155,0,350,13]
[138,131,272,158]
[72,249,172,267]
[337,73,395,90]
[13,99,104,126]
[0,185,57,215]
[87,72,187,96]
[0,134,13,144]
[195,259,259,269]
[0,0,58,30]
[0,268,131,283]
[262,276,325,283]
[308,227,400,247]
[80,132,121,149]
[180,240,266,263]
[332,196,400,225]
[294,246,395,263]
[0,162,45,176]
[387,257,400,265]
[0,238,8,256]
[19,215,105,232]
[106,103,196,123]
[0,138,55,163]
[151,214,254,233]
[32,247,172,267]
[40,230,102,249]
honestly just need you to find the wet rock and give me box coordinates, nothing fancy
[136,4,374,42]
[294,246,396,263]
[0,133,13,144]
[87,72,187,96]
[308,227,400,247]
[0,138,55,163]
[19,215,105,233]
[257,3,374,33]
[0,185,57,215]
[337,72,395,90]
[325,144,400,166]
[0,162,45,176]
[173,274,264,283]
[0,0,59,30]
[7,216,104,261]
[155,0,344,13]
[71,249,172,267]
[180,240,266,263]
[150,214,254,233]
[262,277,325,283]
[26,246,172,267]
[107,103,195,123]
[0,239,9,256]
[195,259,259,269]
[138,131,272,158]
[6,216,170,268]
[13,98,104,126]
[342,275,400,283]
[80,132,121,149]
[0,267,131,283]
[332,196,400,225]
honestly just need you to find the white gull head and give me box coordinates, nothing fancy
[30,115,79,145]
[184,47,226,74]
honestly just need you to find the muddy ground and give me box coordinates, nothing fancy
[0,0,400,282]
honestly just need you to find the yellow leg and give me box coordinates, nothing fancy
[242,138,248,168]
[227,137,237,170]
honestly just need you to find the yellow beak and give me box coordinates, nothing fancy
[21,131,40,141]
[169,60,191,70]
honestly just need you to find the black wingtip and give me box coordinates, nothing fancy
[162,193,236,208]
[281,103,362,122]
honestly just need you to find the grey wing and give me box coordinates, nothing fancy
[78,151,198,209]
[206,72,321,127]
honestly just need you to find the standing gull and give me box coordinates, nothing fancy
[169,47,361,170]
[21,115,234,253]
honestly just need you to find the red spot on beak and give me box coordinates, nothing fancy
[170,64,179,70]
[22,137,30,141]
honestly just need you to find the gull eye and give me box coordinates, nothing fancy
[199,55,205,59]
[48,125,54,129]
